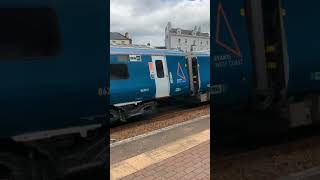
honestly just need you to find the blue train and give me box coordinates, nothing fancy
[213,0,320,131]
[0,1,107,179]
[110,45,210,122]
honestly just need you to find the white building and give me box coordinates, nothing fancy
[110,32,132,45]
[165,22,210,52]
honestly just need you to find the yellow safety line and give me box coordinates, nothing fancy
[110,129,210,180]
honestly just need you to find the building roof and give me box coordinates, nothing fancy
[110,32,131,40]
[169,28,209,37]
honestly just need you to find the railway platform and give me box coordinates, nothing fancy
[110,115,210,180]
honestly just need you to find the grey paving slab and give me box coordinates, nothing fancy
[110,115,210,164]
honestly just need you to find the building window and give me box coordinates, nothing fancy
[0,8,61,59]
[177,29,181,35]
[185,39,187,44]
[121,41,125,45]
[110,64,129,80]
[112,40,116,43]
[206,41,208,45]
[178,39,181,44]
[155,60,164,78]
[193,40,196,45]
[200,41,202,45]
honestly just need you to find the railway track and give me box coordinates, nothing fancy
[60,167,105,180]
[110,101,210,143]
[109,103,320,179]
[214,126,320,156]
[213,126,320,180]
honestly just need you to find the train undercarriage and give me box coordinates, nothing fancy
[0,126,106,180]
[110,101,157,123]
[110,91,210,123]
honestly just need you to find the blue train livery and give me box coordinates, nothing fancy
[212,0,253,108]
[282,0,320,96]
[0,1,107,179]
[213,0,320,130]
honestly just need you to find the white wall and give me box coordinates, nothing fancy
[167,34,210,52]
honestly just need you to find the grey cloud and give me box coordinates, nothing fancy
[111,0,210,46]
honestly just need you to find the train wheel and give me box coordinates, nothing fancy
[109,109,119,124]
[110,108,128,124]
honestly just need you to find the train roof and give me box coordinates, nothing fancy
[110,45,210,57]
[188,50,210,57]
[110,45,185,56]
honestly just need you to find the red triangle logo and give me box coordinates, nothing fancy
[177,62,186,80]
[216,3,242,57]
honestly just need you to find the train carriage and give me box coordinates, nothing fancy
[0,0,107,139]
[213,0,320,133]
[0,0,107,179]
[110,45,210,122]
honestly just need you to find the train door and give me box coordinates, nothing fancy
[261,0,287,99]
[152,56,170,98]
[243,0,288,108]
[187,56,200,95]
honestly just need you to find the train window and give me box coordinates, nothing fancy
[117,55,129,62]
[155,60,164,78]
[0,8,61,59]
[110,64,129,80]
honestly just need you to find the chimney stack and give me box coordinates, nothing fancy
[125,32,129,38]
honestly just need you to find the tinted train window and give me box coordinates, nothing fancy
[110,64,129,80]
[0,8,61,59]
[155,60,164,78]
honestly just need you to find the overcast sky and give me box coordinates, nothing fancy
[110,0,210,46]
